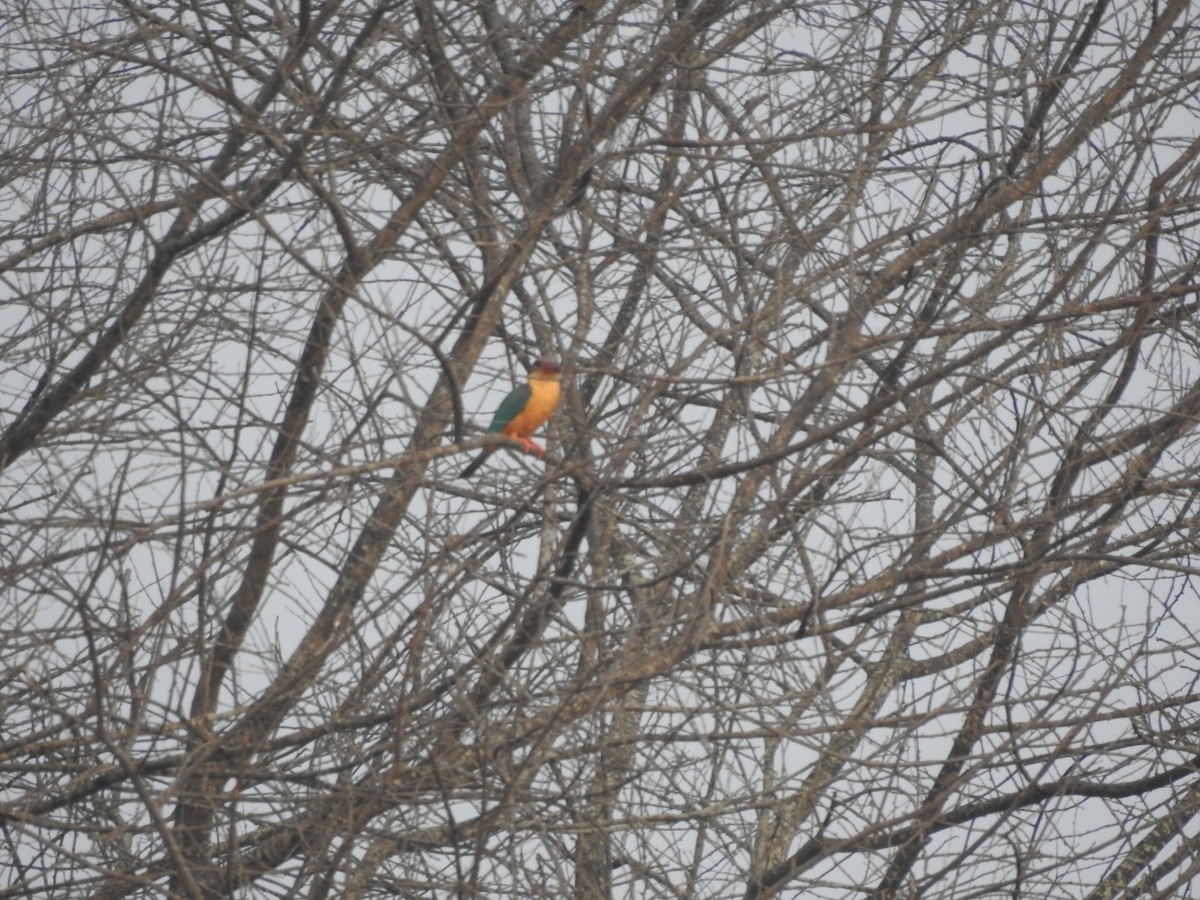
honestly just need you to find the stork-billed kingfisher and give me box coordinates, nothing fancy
[459,358,563,477]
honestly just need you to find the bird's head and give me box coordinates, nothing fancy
[529,358,563,381]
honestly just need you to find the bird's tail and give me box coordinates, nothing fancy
[459,448,492,478]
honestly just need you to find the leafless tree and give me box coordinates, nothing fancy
[4,0,1200,897]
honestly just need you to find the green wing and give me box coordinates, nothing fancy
[488,384,531,431]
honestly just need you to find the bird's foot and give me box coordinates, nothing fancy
[519,437,545,458]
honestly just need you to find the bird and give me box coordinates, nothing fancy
[459,358,563,478]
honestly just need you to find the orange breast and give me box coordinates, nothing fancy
[500,379,561,439]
